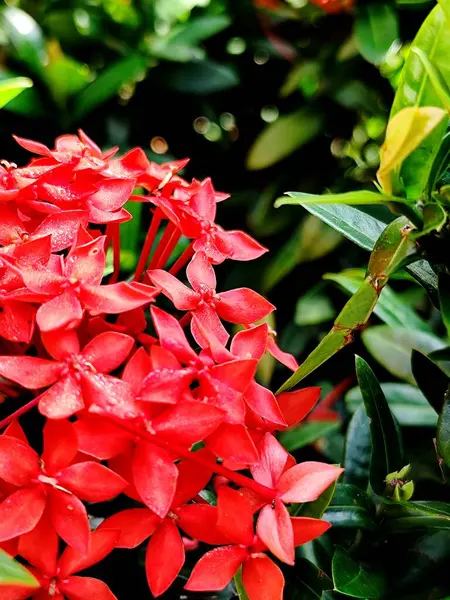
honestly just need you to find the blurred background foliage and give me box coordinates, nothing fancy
[2,0,449,597]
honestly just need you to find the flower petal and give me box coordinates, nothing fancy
[291,517,331,547]
[256,500,294,565]
[0,487,46,542]
[152,401,224,447]
[214,229,268,262]
[206,424,259,464]
[132,442,177,518]
[277,388,321,428]
[58,462,127,502]
[185,546,247,592]
[58,529,120,578]
[186,251,216,292]
[244,382,286,426]
[36,290,83,332]
[48,488,90,555]
[145,519,184,597]
[99,509,159,549]
[38,374,84,420]
[177,504,229,545]
[42,419,78,473]
[250,433,289,489]
[148,269,199,311]
[59,576,117,600]
[0,356,61,389]
[18,511,58,576]
[216,289,275,324]
[242,555,284,600]
[80,282,156,315]
[81,332,134,373]
[230,324,268,360]
[74,417,132,460]
[151,306,197,364]
[0,436,39,486]
[80,372,139,420]
[217,486,254,547]
[277,462,344,503]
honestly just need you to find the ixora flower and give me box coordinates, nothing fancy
[0,132,342,600]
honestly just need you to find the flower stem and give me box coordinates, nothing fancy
[155,228,182,270]
[109,223,121,284]
[149,221,177,269]
[104,415,276,502]
[134,208,162,281]
[0,397,40,430]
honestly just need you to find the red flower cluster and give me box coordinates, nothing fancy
[0,132,342,600]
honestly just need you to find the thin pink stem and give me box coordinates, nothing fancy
[155,228,182,269]
[169,243,194,276]
[104,415,276,502]
[0,397,40,430]
[134,208,162,281]
[149,221,176,270]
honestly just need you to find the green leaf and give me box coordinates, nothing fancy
[346,382,438,427]
[275,190,405,208]
[324,268,431,332]
[279,421,340,452]
[0,7,47,76]
[234,568,249,600]
[278,218,414,391]
[417,202,447,236]
[412,46,450,112]
[288,559,333,600]
[299,204,387,252]
[377,106,447,195]
[383,498,450,532]
[439,273,450,337]
[72,54,147,120]
[390,4,450,199]
[295,286,335,326]
[294,480,337,519]
[356,355,403,494]
[362,326,446,384]
[0,76,33,109]
[325,483,376,531]
[0,70,44,116]
[247,108,324,170]
[44,41,91,106]
[168,15,231,46]
[332,547,387,598]
[0,549,39,587]
[344,405,371,489]
[437,386,450,466]
[263,214,342,292]
[354,2,399,65]
[411,350,448,413]
[163,60,238,94]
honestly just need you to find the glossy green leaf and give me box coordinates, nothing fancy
[0,70,43,116]
[163,60,238,94]
[383,498,450,532]
[411,350,448,413]
[417,203,447,236]
[324,268,431,332]
[346,382,438,427]
[247,108,324,170]
[276,190,405,208]
[0,7,47,76]
[356,355,403,494]
[325,483,376,531]
[390,4,450,199]
[439,273,450,337]
[377,106,447,195]
[278,218,414,392]
[344,405,371,489]
[263,214,342,292]
[412,47,450,112]
[355,2,399,65]
[0,77,33,109]
[332,547,387,598]
[288,559,333,600]
[437,387,450,467]
[72,54,147,120]
[279,421,340,452]
[293,480,337,519]
[0,550,39,587]
[168,15,231,46]
[362,326,446,384]
[298,204,387,252]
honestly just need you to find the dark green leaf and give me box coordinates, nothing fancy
[0,549,39,587]
[287,558,333,600]
[298,204,386,252]
[383,498,450,532]
[362,326,446,384]
[418,203,447,236]
[411,350,448,413]
[279,421,340,452]
[234,568,249,600]
[355,355,403,494]
[439,273,450,337]
[355,2,399,65]
[247,108,324,170]
[437,386,450,466]
[332,547,387,598]
[275,190,405,207]
[72,54,148,120]
[295,285,335,326]
[344,405,371,489]
[325,483,376,531]
[346,382,438,427]
[168,15,231,46]
[163,60,238,95]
